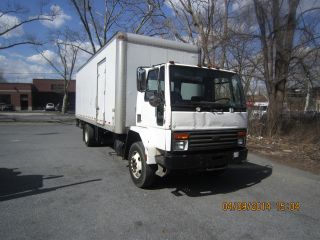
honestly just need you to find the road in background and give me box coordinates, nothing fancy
[0,123,319,240]
[0,112,74,123]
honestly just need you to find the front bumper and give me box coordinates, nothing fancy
[155,148,248,170]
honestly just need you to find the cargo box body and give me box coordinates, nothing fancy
[76,32,199,134]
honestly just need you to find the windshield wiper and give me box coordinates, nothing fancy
[210,108,224,112]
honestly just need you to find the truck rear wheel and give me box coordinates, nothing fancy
[128,142,155,188]
[83,124,95,147]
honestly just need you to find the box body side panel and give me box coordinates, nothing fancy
[76,40,117,131]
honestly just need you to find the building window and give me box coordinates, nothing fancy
[51,84,64,93]
[0,94,11,104]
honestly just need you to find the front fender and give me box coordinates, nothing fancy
[129,126,164,165]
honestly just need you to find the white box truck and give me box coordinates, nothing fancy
[76,32,248,188]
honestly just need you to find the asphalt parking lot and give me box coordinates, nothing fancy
[0,123,319,240]
[0,111,75,123]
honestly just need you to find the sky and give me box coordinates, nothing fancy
[0,0,90,82]
[0,0,319,83]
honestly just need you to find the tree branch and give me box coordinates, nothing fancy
[0,41,42,50]
[0,14,55,37]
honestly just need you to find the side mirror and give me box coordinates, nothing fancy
[148,94,161,107]
[137,67,146,92]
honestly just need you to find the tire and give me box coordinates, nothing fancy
[83,124,95,147]
[209,168,227,176]
[128,142,156,188]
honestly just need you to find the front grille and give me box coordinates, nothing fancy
[185,129,241,151]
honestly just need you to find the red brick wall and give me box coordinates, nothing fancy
[0,83,32,110]
[0,83,32,91]
[33,79,75,92]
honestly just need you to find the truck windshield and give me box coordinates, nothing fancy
[169,65,246,111]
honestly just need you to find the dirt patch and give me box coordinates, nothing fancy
[247,135,320,175]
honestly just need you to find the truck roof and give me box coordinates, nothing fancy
[77,32,200,72]
[168,62,237,74]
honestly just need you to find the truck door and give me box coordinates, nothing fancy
[136,65,168,152]
[96,59,106,125]
[139,66,165,128]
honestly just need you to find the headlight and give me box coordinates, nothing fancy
[174,140,188,151]
[237,138,245,145]
[173,133,189,151]
[237,131,246,146]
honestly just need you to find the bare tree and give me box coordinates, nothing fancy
[70,0,124,54]
[39,32,79,114]
[228,36,263,97]
[70,0,166,54]
[225,4,264,98]
[0,2,58,50]
[167,0,218,65]
[220,0,229,67]
[253,0,300,136]
[124,0,167,36]
[289,48,320,111]
[288,4,320,112]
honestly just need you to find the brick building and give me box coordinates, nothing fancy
[32,79,76,110]
[0,83,33,110]
[0,79,75,111]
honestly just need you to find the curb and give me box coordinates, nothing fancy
[0,118,75,123]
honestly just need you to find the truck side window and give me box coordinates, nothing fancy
[147,69,158,91]
[157,67,165,126]
[145,69,158,101]
[145,67,165,101]
[159,67,165,92]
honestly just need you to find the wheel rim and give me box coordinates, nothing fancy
[84,129,89,143]
[130,151,142,179]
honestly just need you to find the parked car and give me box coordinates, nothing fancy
[252,102,268,119]
[0,103,14,111]
[3,104,13,111]
[0,103,5,111]
[45,103,55,111]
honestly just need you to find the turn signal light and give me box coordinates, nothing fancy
[238,131,246,137]
[174,133,189,140]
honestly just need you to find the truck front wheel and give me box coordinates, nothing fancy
[83,124,95,147]
[128,142,155,188]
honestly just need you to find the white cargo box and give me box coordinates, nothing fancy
[76,32,199,134]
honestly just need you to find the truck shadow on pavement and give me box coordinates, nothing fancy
[152,162,273,197]
[0,168,101,202]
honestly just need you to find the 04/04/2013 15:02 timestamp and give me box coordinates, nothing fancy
[222,201,301,211]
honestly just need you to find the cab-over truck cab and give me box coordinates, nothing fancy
[126,62,248,187]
